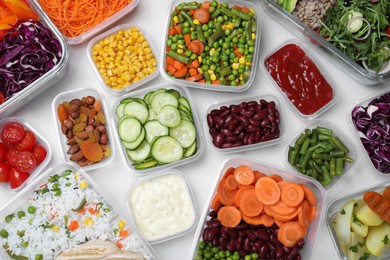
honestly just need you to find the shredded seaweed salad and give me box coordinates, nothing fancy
[318,0,390,73]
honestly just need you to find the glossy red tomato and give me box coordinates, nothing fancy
[32,145,47,164]
[0,142,8,161]
[9,167,29,189]
[6,148,20,167]
[0,161,11,182]
[15,130,36,151]
[15,151,36,173]
[1,122,25,144]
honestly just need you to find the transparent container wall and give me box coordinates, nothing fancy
[52,88,115,172]
[204,93,286,153]
[346,89,390,177]
[87,24,159,96]
[160,0,262,92]
[284,119,359,191]
[261,0,390,85]
[0,0,69,117]
[189,157,326,260]
[0,162,158,260]
[125,169,197,244]
[0,117,52,193]
[31,0,140,45]
[326,182,390,260]
[261,39,339,120]
[111,84,204,175]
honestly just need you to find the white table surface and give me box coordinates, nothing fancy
[0,0,389,259]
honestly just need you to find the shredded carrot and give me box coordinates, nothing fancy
[37,0,133,37]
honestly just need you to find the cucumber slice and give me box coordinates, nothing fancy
[169,120,196,148]
[147,108,157,121]
[122,127,145,150]
[151,136,183,163]
[179,108,193,122]
[184,141,197,157]
[134,159,159,170]
[118,117,142,143]
[126,140,151,162]
[157,105,181,127]
[179,110,191,122]
[144,120,169,144]
[144,91,155,104]
[178,96,191,112]
[120,97,135,104]
[166,89,181,99]
[115,103,126,119]
[151,92,179,114]
[123,101,149,124]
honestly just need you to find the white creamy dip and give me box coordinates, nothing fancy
[129,173,195,241]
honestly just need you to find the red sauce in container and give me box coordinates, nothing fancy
[265,43,334,116]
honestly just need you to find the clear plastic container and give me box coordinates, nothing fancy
[0,117,52,193]
[160,0,262,92]
[326,182,390,260]
[347,89,390,177]
[284,119,358,191]
[261,39,339,120]
[31,0,140,45]
[111,84,204,175]
[261,0,390,85]
[52,88,115,171]
[125,169,197,244]
[0,0,68,118]
[0,162,158,260]
[204,93,286,153]
[189,157,326,259]
[87,24,159,96]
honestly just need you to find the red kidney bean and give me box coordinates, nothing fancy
[243,237,251,251]
[212,237,219,246]
[228,119,240,131]
[202,227,209,241]
[227,240,235,251]
[207,227,219,241]
[240,102,248,109]
[260,118,270,128]
[287,247,299,260]
[235,236,243,250]
[225,227,238,238]
[241,109,254,118]
[220,105,229,111]
[248,117,260,126]
[236,223,250,230]
[206,219,221,228]
[246,229,257,242]
[221,128,234,137]
[255,131,261,143]
[207,114,214,128]
[259,243,270,258]
[225,136,241,143]
[219,237,227,251]
[238,115,249,126]
[238,229,247,237]
[209,128,218,138]
[248,133,255,144]
[251,243,260,252]
[208,210,217,218]
[232,141,244,147]
[213,133,224,148]
[248,125,258,132]
[211,109,221,116]
[253,228,269,241]
[233,123,245,136]
[221,143,233,149]
[268,101,276,115]
[254,110,268,121]
[213,116,224,126]
[248,101,257,107]
[260,99,268,107]
[221,109,230,117]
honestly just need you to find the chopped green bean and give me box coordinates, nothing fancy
[332,136,350,153]
[231,7,251,20]
[167,50,191,64]
[299,139,311,155]
[220,6,232,17]
[336,158,344,175]
[330,150,345,157]
[315,126,333,136]
[330,158,336,176]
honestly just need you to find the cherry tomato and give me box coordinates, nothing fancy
[0,92,5,105]
[6,148,20,167]
[15,151,36,173]
[15,130,36,151]
[9,167,29,189]
[0,142,8,161]
[1,122,25,144]
[32,145,47,164]
[0,161,11,182]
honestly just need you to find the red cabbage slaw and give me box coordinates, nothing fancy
[351,92,390,174]
[0,20,62,100]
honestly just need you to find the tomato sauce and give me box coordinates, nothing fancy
[265,43,334,115]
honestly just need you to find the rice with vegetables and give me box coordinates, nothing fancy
[0,169,153,259]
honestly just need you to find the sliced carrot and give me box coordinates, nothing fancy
[168,28,177,35]
[234,165,254,185]
[217,178,238,206]
[211,194,222,211]
[191,59,200,68]
[270,199,297,216]
[173,66,188,78]
[278,180,289,190]
[234,48,243,57]
[185,74,203,82]
[309,205,317,221]
[233,5,242,10]
[298,200,311,228]
[234,185,254,207]
[253,170,266,183]
[255,177,281,205]
[172,60,185,70]
[79,140,103,162]
[383,186,390,200]
[184,33,191,44]
[174,24,182,34]
[239,189,264,217]
[218,206,241,228]
[166,56,175,65]
[193,8,210,24]
[222,167,235,179]
[189,67,198,77]
[201,1,211,9]
[212,79,220,85]
[281,183,304,207]
[277,221,307,247]
[189,9,195,16]
[116,242,123,249]
[119,229,129,237]
[0,14,18,27]
[198,79,205,83]
[167,65,177,75]
[274,218,287,228]
[263,205,274,217]
[259,213,275,227]
[300,184,317,206]
[166,46,171,52]
[241,213,263,226]
[269,174,283,182]
[188,40,204,55]
[225,174,238,190]
[241,6,250,13]
[273,210,298,222]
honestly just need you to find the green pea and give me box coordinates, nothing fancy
[172,35,178,42]
[222,3,229,8]
[183,21,190,28]
[202,64,209,71]
[247,40,254,46]
[249,46,254,53]
[232,37,238,44]
[35,254,43,260]
[171,43,178,50]
[209,6,215,13]
[201,52,206,58]
[204,252,211,259]
[190,32,197,40]
[224,29,231,36]
[239,37,245,44]
[228,74,236,81]
[222,61,229,67]
[229,53,235,59]
[166,39,172,46]
[178,34,184,39]
[212,55,219,63]
[232,69,238,76]
[5,214,14,223]
[221,54,229,61]
[190,54,197,60]
[202,24,209,31]
[238,47,244,54]
[210,64,217,71]
[22,241,29,247]
[183,27,190,34]
[208,21,215,28]
[225,49,231,55]
[18,211,26,218]
[223,15,229,21]
[185,50,192,57]
[251,253,259,259]
[0,229,8,238]
[204,45,210,52]
[212,42,219,48]
[211,0,218,7]
[216,16,224,24]
[204,31,210,38]
[238,68,244,74]
[54,189,61,196]
[245,256,251,260]
[177,39,184,45]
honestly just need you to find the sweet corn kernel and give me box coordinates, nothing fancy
[239,57,245,64]
[198,56,202,63]
[209,48,215,56]
[246,62,252,66]
[74,173,79,180]
[84,218,94,226]
[177,49,183,54]
[96,212,101,217]
[52,226,60,232]
[197,68,203,74]
[210,73,217,81]
[232,63,240,70]
[79,180,87,189]
[190,27,194,32]
[252,33,256,40]
[174,16,178,23]
[239,75,243,81]
[249,8,255,14]
[118,220,125,230]
[208,69,214,75]
[193,19,200,25]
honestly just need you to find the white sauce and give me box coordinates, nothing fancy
[130,174,195,241]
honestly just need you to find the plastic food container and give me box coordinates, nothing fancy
[189,157,326,259]
[326,182,390,260]
[261,0,390,85]
[52,88,115,171]
[0,162,158,260]
[31,0,140,45]
[347,89,390,177]
[284,119,358,191]
[125,169,197,244]
[0,0,68,118]
[112,84,204,175]
[204,93,285,153]
[160,0,262,92]
[87,24,159,96]
[261,39,339,120]
[0,117,52,193]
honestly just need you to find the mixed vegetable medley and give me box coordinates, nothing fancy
[165,1,257,86]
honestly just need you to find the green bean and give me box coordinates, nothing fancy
[167,50,191,64]
[314,148,325,154]
[219,66,231,77]
[211,8,221,19]
[231,7,251,20]
[178,13,185,23]
[343,156,354,163]
[288,147,298,165]
[234,17,242,28]
[332,136,350,153]
[245,20,252,41]
[313,161,323,174]
[318,133,332,141]
[312,153,331,161]
[208,24,224,45]
[300,150,313,168]
[179,4,200,10]
[330,150,345,157]
[322,142,335,153]
[299,138,311,155]
[315,159,324,165]
[330,158,336,176]
[169,13,175,29]
[220,6,232,17]
[321,165,332,186]
[204,71,211,82]
[295,132,308,147]
[315,126,333,136]
[181,11,194,27]
[310,130,318,145]
[336,158,344,175]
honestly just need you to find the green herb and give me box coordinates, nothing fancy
[340,208,346,215]
[359,252,370,260]
[352,214,363,226]
[319,0,390,73]
[382,235,389,245]
[349,244,359,253]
